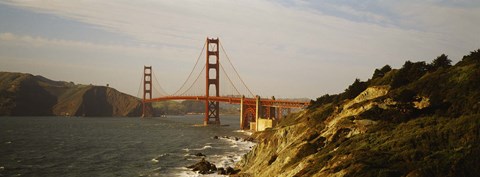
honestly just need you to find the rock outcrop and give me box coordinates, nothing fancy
[187,158,217,174]
[0,72,142,116]
[238,86,392,176]
[237,50,480,176]
[238,85,480,176]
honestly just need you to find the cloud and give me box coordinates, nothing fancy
[1,0,479,98]
[0,32,201,64]
[0,32,201,95]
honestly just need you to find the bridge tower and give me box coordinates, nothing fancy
[205,38,220,125]
[142,66,153,117]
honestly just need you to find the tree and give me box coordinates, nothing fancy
[372,65,392,79]
[380,65,392,73]
[181,100,204,113]
[430,54,451,71]
[458,49,480,65]
[391,61,428,88]
[341,78,367,100]
[309,94,339,109]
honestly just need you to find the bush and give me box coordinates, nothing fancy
[309,94,339,109]
[372,65,392,79]
[457,49,480,66]
[391,61,428,88]
[340,78,368,100]
[429,54,451,71]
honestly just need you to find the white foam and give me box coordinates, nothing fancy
[190,145,212,151]
[156,153,168,158]
[200,145,212,150]
[172,131,256,176]
[211,135,256,169]
[233,130,253,136]
[151,153,168,163]
[173,167,200,177]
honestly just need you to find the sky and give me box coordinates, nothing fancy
[0,0,479,99]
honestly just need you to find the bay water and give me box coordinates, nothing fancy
[0,115,254,176]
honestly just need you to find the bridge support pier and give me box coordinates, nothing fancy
[276,107,282,120]
[269,96,276,120]
[240,95,256,130]
[240,96,244,129]
[255,95,261,131]
[142,66,153,117]
[204,38,220,126]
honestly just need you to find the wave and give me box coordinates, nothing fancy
[184,145,213,152]
[151,153,169,164]
[193,145,212,151]
[233,130,253,136]
[171,131,256,176]
[210,135,256,170]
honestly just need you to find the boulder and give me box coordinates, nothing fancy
[225,166,240,175]
[186,158,217,174]
[217,167,226,175]
[244,136,255,142]
[194,152,206,157]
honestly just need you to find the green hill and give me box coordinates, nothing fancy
[0,72,142,116]
[238,50,480,176]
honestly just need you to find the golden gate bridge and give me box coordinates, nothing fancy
[139,38,309,131]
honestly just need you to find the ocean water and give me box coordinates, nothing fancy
[0,115,254,176]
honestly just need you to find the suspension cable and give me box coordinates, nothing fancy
[137,69,144,99]
[173,40,207,95]
[219,63,241,96]
[151,70,169,96]
[179,64,206,96]
[219,42,255,97]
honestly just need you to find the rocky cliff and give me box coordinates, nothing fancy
[0,72,142,116]
[237,50,480,176]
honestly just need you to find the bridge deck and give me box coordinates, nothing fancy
[144,96,309,108]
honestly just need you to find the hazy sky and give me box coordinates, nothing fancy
[0,0,479,99]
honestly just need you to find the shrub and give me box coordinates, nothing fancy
[429,54,452,71]
[391,61,429,88]
[372,65,392,79]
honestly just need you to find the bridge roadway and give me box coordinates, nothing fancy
[144,96,309,108]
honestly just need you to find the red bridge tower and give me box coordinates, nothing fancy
[142,66,153,117]
[205,38,220,125]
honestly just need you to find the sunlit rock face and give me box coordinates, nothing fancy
[236,51,480,176]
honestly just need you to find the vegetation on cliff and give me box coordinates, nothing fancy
[0,72,142,116]
[238,49,480,176]
[152,100,240,115]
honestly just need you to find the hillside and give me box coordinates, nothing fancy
[0,72,142,116]
[237,50,480,176]
[152,100,240,115]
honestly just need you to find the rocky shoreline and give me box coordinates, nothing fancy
[187,158,241,175]
[230,51,480,176]
[185,135,255,176]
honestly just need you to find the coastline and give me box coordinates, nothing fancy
[178,130,256,176]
